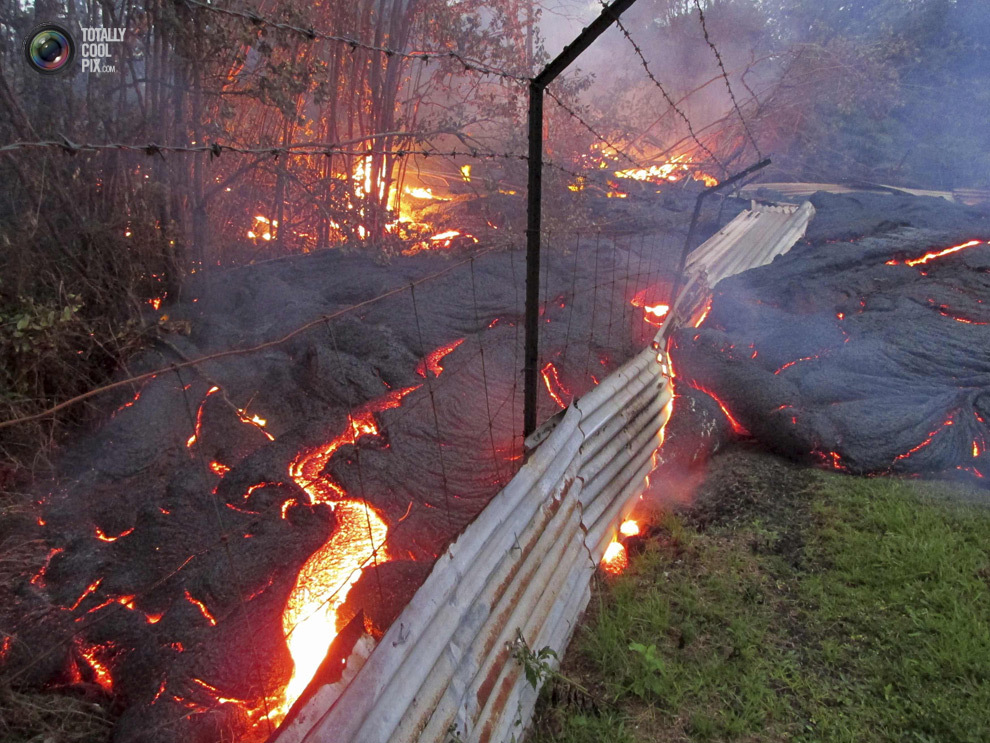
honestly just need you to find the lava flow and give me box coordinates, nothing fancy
[415,338,464,378]
[276,384,418,720]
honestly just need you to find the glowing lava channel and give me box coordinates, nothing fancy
[276,385,418,721]
[885,239,983,266]
[541,362,570,409]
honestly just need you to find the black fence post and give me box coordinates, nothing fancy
[523,0,640,440]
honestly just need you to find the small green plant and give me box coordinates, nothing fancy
[512,631,560,690]
[625,642,670,700]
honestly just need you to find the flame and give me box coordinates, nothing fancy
[415,338,465,378]
[614,153,719,188]
[619,519,640,537]
[460,164,472,183]
[600,541,628,574]
[401,229,479,256]
[148,297,163,310]
[541,362,570,409]
[248,215,277,242]
[403,186,450,201]
[631,289,671,327]
[885,239,983,266]
[209,461,230,477]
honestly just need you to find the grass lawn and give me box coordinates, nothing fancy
[528,446,990,743]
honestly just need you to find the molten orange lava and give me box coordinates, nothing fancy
[600,541,628,574]
[688,381,750,436]
[77,641,114,692]
[275,385,419,721]
[95,526,134,543]
[774,355,820,375]
[693,297,713,328]
[183,590,217,626]
[186,386,219,447]
[885,239,983,266]
[541,362,570,409]
[416,338,465,378]
[631,289,670,327]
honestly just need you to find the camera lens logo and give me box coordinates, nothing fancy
[25,24,75,75]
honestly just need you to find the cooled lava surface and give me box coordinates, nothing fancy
[670,192,990,484]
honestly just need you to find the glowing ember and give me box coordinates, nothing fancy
[186,386,220,447]
[693,297,713,328]
[209,461,230,477]
[415,338,465,378]
[619,519,640,537]
[893,414,955,463]
[885,239,983,266]
[95,526,134,543]
[541,362,570,409]
[68,579,102,612]
[600,541,628,574]
[30,547,63,587]
[687,381,750,436]
[183,590,217,626]
[76,641,114,692]
[774,355,820,375]
[403,186,450,201]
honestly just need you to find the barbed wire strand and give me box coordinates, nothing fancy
[692,0,762,159]
[181,0,529,83]
[544,88,652,173]
[603,7,727,175]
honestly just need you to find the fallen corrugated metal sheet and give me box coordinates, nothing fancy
[272,200,815,743]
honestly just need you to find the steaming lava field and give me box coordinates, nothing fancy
[3,189,990,743]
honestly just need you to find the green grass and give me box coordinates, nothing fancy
[529,465,990,743]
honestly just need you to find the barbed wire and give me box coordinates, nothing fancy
[692,0,762,159]
[0,136,603,182]
[0,138,524,161]
[544,88,652,173]
[181,0,529,84]
[602,5,727,175]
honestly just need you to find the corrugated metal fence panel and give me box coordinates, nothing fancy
[686,201,815,287]
[273,201,814,743]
